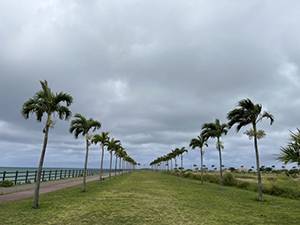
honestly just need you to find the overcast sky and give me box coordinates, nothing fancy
[0,0,300,169]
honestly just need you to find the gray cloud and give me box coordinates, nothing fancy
[1,0,300,169]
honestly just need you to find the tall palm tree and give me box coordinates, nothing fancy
[118,148,127,174]
[190,135,208,184]
[114,145,123,176]
[22,80,73,208]
[178,147,188,169]
[172,149,179,169]
[70,114,101,192]
[227,98,274,201]
[201,119,228,184]
[278,129,300,167]
[107,138,120,178]
[91,132,109,181]
[169,151,175,170]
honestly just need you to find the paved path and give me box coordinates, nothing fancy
[0,174,112,203]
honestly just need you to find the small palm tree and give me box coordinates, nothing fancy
[91,132,109,181]
[201,119,228,184]
[227,98,274,201]
[190,134,208,184]
[22,80,73,208]
[278,129,300,167]
[107,138,120,178]
[70,114,101,192]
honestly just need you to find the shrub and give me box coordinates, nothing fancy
[0,180,14,187]
[263,184,284,196]
[285,169,299,178]
[202,174,220,184]
[182,171,192,178]
[228,167,237,172]
[223,173,237,186]
[236,180,250,189]
[262,184,300,199]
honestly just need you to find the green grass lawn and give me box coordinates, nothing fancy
[0,171,299,225]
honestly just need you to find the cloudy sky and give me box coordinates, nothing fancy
[0,0,299,169]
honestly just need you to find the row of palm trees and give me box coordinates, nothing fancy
[150,147,188,170]
[150,98,274,201]
[22,80,137,208]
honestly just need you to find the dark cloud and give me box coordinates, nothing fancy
[1,0,300,169]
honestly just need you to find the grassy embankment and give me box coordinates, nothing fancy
[0,171,299,225]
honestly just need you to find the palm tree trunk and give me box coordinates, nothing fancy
[99,144,104,181]
[114,155,118,176]
[175,157,177,168]
[119,157,122,174]
[217,137,223,184]
[109,151,112,178]
[253,123,263,201]
[181,154,183,168]
[32,115,51,208]
[200,148,204,184]
[171,159,173,170]
[82,136,89,192]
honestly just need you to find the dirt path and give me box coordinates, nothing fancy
[0,174,112,203]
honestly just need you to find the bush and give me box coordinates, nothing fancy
[236,180,250,189]
[263,184,300,199]
[285,169,299,178]
[223,173,237,186]
[263,184,284,196]
[0,180,14,187]
[202,174,220,184]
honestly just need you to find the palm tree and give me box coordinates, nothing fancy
[114,145,123,176]
[169,151,176,170]
[278,129,300,167]
[70,114,101,192]
[91,132,109,181]
[107,138,120,178]
[227,98,274,201]
[172,149,179,169]
[118,148,127,174]
[201,119,228,184]
[178,147,188,169]
[22,80,73,208]
[190,134,208,184]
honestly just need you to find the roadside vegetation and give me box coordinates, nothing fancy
[170,169,300,200]
[1,172,299,225]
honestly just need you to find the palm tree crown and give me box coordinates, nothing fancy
[201,119,228,140]
[190,135,208,150]
[92,132,110,146]
[107,138,121,152]
[278,129,300,166]
[227,98,274,131]
[69,114,101,138]
[22,80,73,124]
